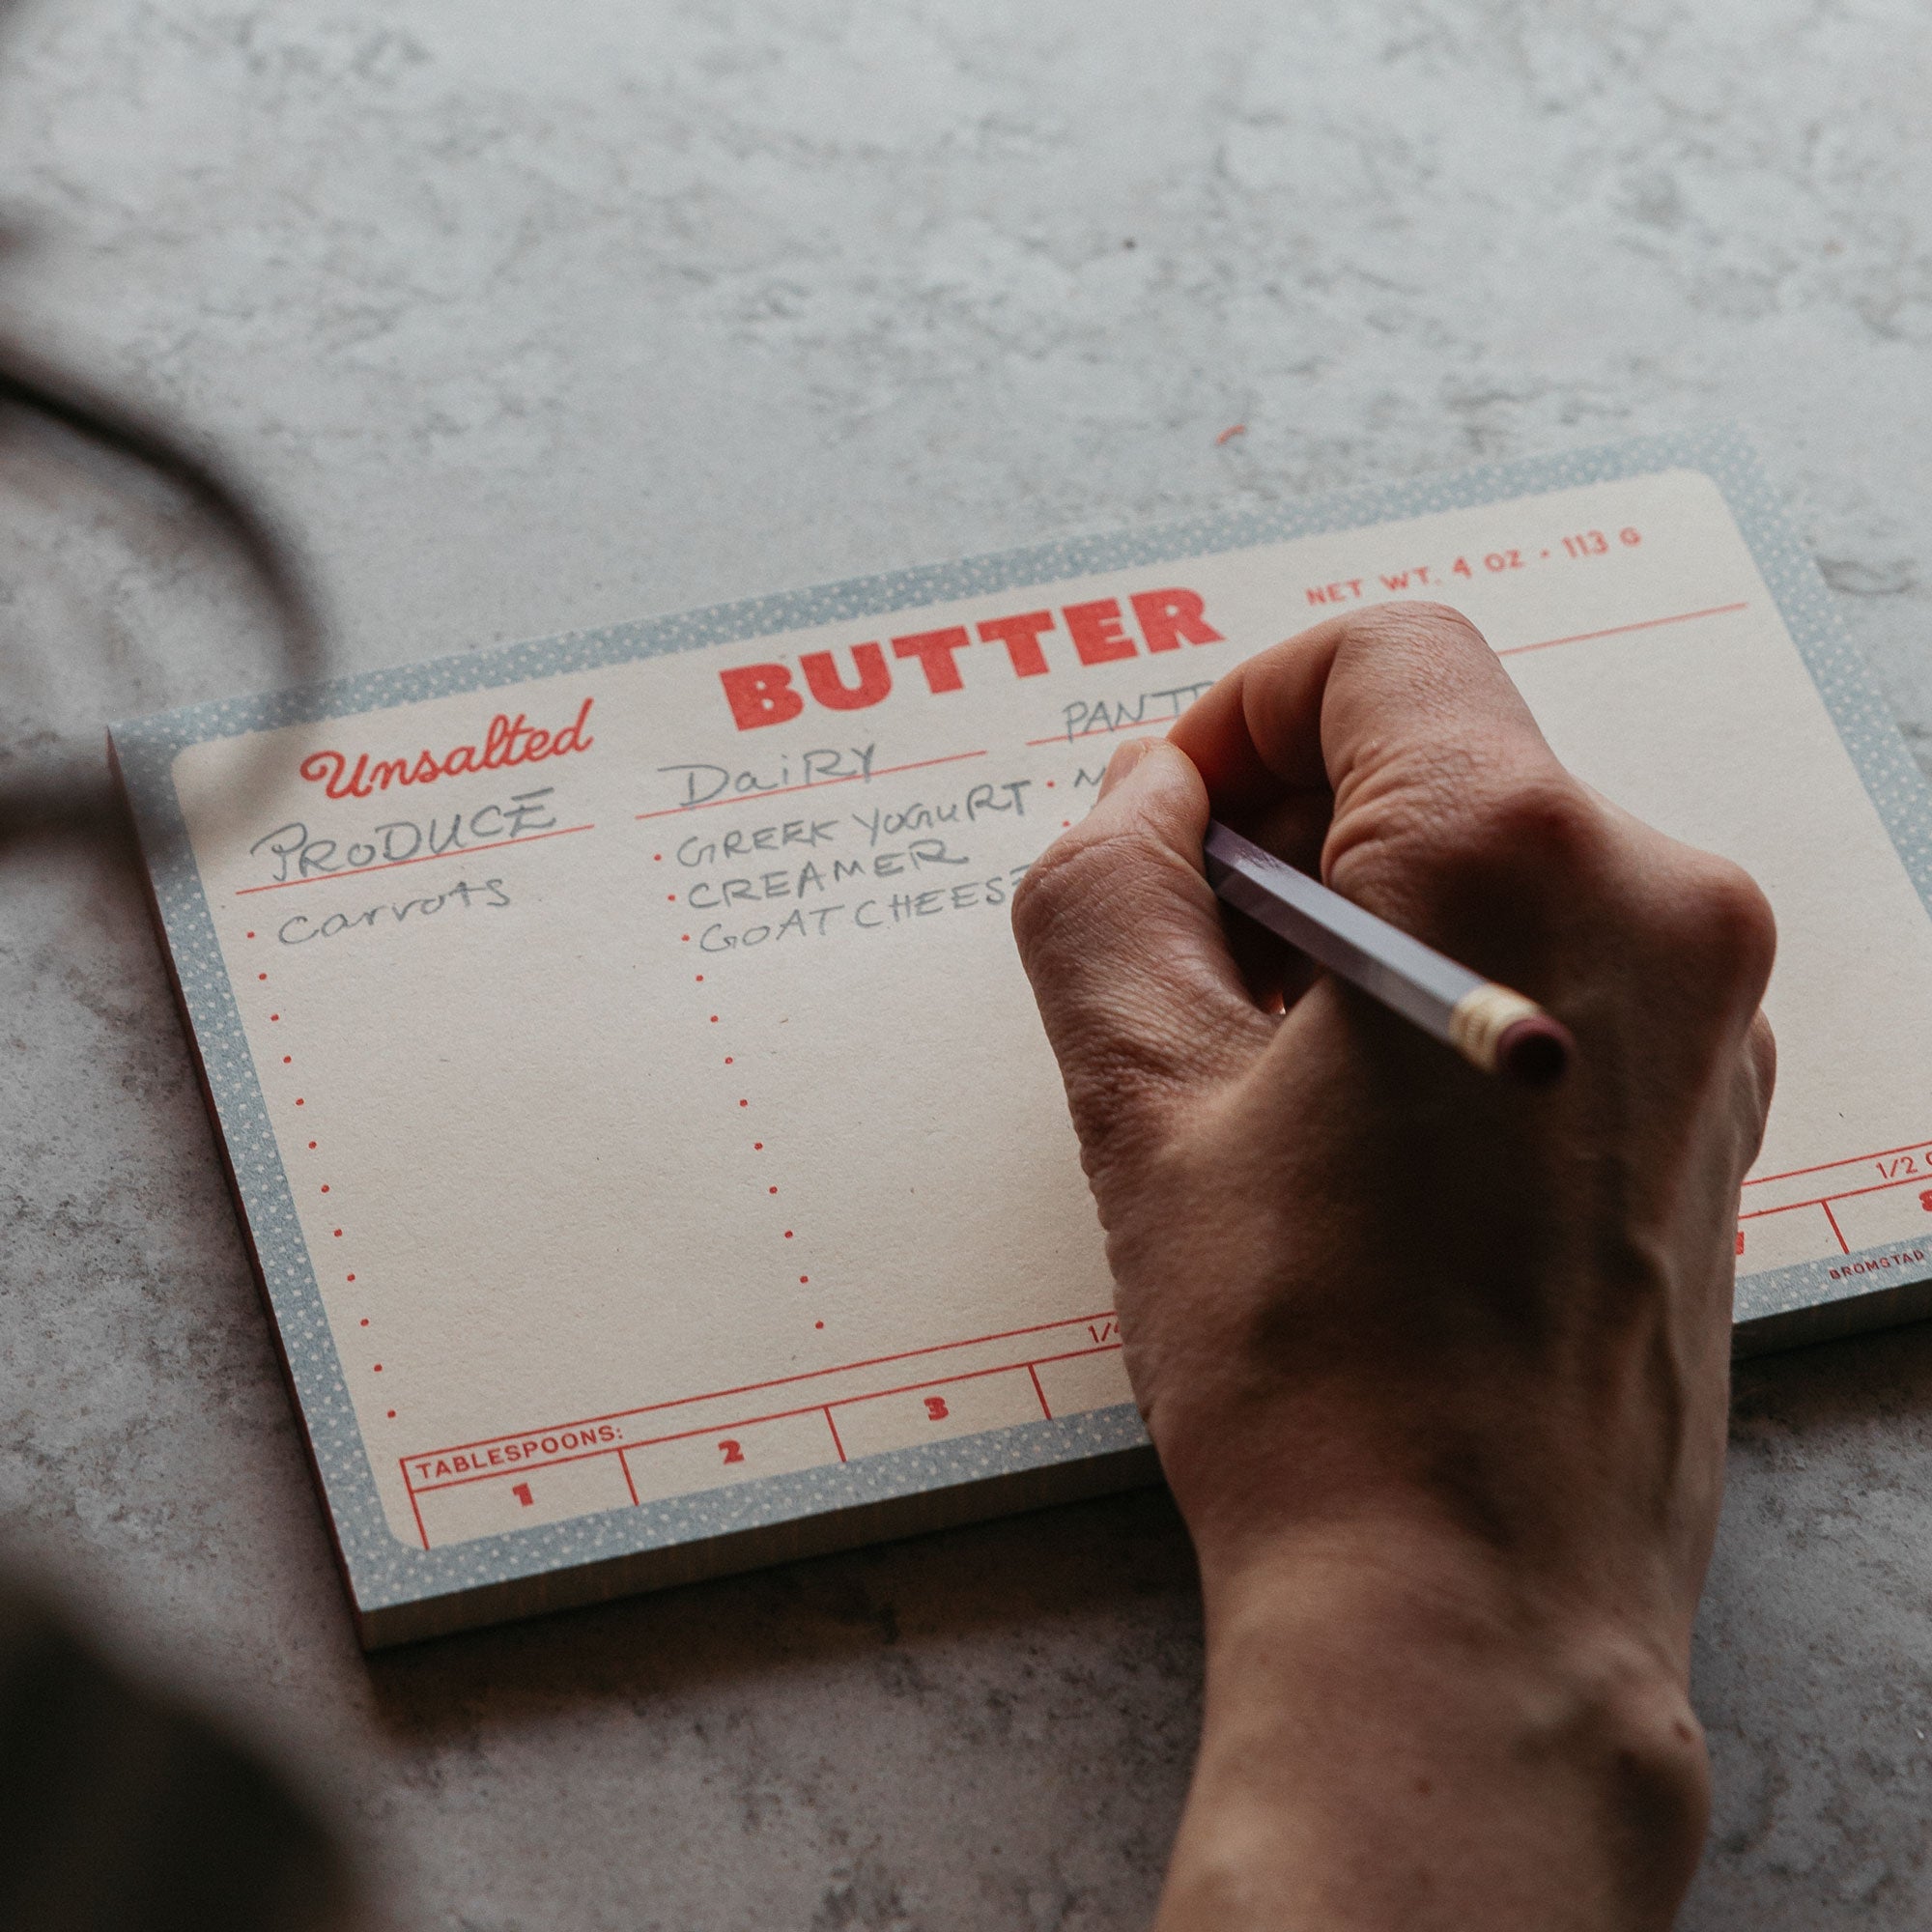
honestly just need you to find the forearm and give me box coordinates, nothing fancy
[1011,611,1771,1932]
[1157,1526,1710,1932]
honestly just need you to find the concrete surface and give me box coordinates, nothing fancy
[3,1,1931,1924]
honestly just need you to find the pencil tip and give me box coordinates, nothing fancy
[1497,1015,1573,1089]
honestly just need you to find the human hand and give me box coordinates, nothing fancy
[1011,603,1775,1932]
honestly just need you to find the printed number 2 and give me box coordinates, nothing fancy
[719,1439,745,1464]
[512,1483,533,1508]
[923,1397,950,1421]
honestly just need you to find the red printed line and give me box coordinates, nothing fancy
[1739,1169,1932,1222]
[1025,1342,1123,1370]
[1024,724,1170,750]
[412,1337,1128,1515]
[409,1345,1127,1498]
[634,749,988,821]
[581,1401,818,1463]
[1016,606,1752,753]
[1496,602,1748,660]
[830,1356,1042,1413]
[1744,1132,1932,1192]
[424,1354,1046,1490]
[409,1308,1119,1466]
[412,1439,649,1497]
[235,823,597,895]
[415,1393,852,1493]
[1823,1201,1851,1255]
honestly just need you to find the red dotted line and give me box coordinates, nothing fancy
[245,926,395,1422]
[655,849,822,1335]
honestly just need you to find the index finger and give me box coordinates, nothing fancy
[1169,602,1561,826]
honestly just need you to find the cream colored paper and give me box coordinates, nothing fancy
[168,468,1932,1554]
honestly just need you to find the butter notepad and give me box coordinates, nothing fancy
[113,432,1932,1646]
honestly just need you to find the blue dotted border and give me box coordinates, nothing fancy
[110,427,1932,1627]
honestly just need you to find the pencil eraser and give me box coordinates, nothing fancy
[1496,1014,1573,1089]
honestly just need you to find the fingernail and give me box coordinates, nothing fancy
[1098,738,1156,799]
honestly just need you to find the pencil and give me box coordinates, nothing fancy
[1203,821,1574,1088]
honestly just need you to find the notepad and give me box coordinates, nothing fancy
[112,431,1932,1646]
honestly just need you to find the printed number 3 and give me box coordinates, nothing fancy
[719,1439,745,1464]
[923,1397,950,1421]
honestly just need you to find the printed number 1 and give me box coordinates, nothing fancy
[512,1482,533,1507]
[720,1439,745,1464]
[923,1397,950,1421]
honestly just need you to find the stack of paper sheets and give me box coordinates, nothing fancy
[113,432,1932,1644]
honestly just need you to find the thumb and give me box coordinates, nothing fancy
[1012,738,1272,1160]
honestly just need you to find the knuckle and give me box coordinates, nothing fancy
[1334,763,1601,907]
[1461,771,1601,872]
[1062,1031,1188,1160]
[1721,1007,1779,1172]
[1011,818,1184,965]
[1341,598,1490,655]
[1320,761,1611,990]
[1671,857,1778,1005]
[1745,1008,1778,1113]
[1009,825,1117,964]
[1394,598,1491,646]
[1010,825,1208,1147]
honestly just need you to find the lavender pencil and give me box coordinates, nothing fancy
[1204,821,1574,1088]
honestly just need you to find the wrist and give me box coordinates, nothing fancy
[1161,1520,1709,1932]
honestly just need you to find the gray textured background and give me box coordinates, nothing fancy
[2,2,1930,1926]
